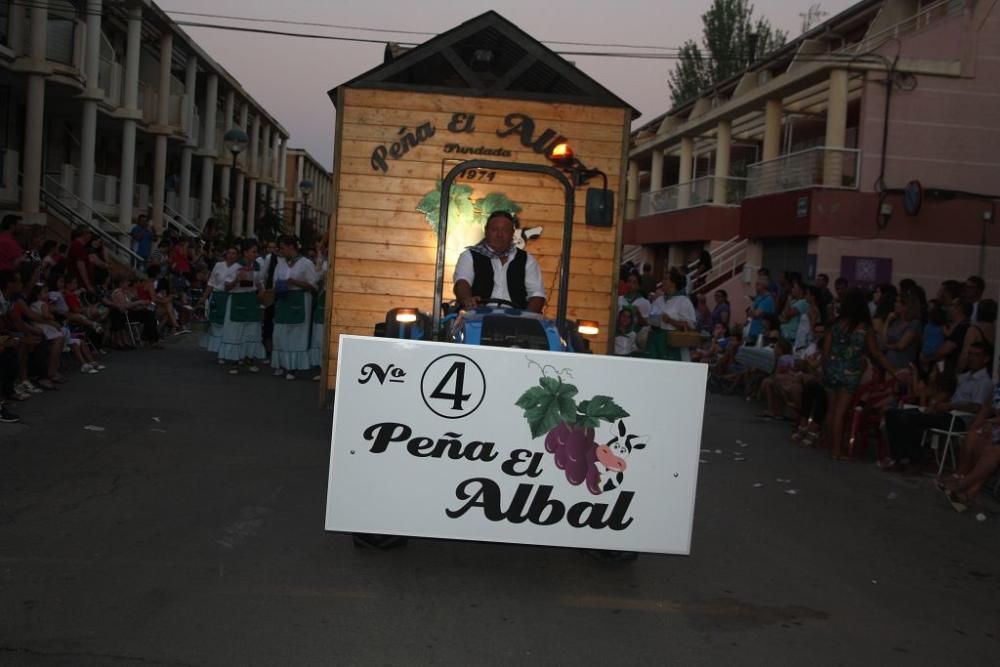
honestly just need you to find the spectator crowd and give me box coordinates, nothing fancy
[615,258,999,513]
[0,213,329,427]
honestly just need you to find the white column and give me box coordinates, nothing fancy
[824,69,849,187]
[625,160,638,220]
[262,125,272,183]
[178,54,197,221]
[249,114,261,178]
[272,133,281,185]
[678,136,694,208]
[763,99,782,161]
[649,148,664,192]
[277,139,288,224]
[77,0,103,217]
[118,4,142,227]
[20,4,49,218]
[198,73,218,226]
[8,2,24,57]
[233,103,248,235]
[713,120,732,204]
[246,178,257,237]
[151,32,173,231]
[294,154,304,235]
[219,89,235,208]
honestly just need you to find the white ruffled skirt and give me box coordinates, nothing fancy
[218,300,265,362]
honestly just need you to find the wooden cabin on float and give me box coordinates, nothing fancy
[321,10,638,390]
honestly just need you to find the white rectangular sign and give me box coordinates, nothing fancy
[325,336,707,554]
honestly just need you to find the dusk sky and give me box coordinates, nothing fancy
[159,0,857,171]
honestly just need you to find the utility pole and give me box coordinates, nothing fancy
[799,3,828,33]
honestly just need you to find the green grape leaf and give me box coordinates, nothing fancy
[415,181,476,231]
[576,396,629,429]
[474,192,523,225]
[515,378,579,438]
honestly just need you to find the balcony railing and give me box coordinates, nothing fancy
[745,147,860,198]
[98,57,123,107]
[141,89,185,128]
[23,10,76,66]
[133,183,150,212]
[845,0,963,56]
[639,176,747,216]
[57,165,120,217]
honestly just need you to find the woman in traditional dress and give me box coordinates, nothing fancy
[646,271,698,362]
[198,246,238,357]
[307,242,329,381]
[218,240,265,374]
[271,236,318,380]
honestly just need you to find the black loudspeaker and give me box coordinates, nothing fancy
[585,188,614,227]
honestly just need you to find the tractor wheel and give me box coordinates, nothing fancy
[583,549,638,563]
[352,533,409,550]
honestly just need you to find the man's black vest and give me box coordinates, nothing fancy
[470,249,528,309]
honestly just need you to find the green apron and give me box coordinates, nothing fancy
[313,290,326,323]
[229,291,261,323]
[644,327,682,361]
[274,289,307,325]
[208,292,229,326]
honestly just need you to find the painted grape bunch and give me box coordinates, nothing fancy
[515,374,635,495]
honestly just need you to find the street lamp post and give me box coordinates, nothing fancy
[223,127,249,239]
[299,179,313,240]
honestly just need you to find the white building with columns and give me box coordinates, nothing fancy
[625,0,999,307]
[283,148,333,244]
[0,0,290,243]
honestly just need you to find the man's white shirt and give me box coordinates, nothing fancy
[454,247,545,304]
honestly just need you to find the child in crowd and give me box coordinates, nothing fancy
[692,322,729,364]
[614,307,638,356]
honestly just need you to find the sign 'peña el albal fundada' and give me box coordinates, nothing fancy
[320,10,639,390]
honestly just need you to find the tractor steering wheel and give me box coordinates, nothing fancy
[480,298,518,309]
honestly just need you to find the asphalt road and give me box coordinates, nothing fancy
[1,339,999,666]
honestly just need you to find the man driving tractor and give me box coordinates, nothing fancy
[453,211,546,313]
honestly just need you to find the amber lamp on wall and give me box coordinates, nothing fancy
[548,142,575,167]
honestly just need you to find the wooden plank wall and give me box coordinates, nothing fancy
[324,88,628,388]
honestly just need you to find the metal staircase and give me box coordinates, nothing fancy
[41,175,143,266]
[164,204,201,239]
[685,236,749,296]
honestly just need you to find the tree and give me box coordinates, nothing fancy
[668,0,788,107]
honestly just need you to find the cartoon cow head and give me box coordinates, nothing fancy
[595,421,646,493]
[513,225,543,249]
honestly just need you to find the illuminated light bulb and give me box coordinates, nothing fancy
[395,308,418,324]
[549,142,574,165]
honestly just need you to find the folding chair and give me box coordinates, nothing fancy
[125,311,145,348]
[920,410,974,477]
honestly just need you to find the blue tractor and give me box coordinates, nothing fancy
[373,155,610,354]
[359,154,629,558]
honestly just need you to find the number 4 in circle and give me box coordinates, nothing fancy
[430,362,471,410]
[421,354,487,419]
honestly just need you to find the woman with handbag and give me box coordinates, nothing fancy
[218,240,266,374]
[646,271,698,362]
[198,246,238,356]
[271,236,319,381]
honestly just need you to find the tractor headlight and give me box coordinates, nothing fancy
[577,320,599,336]
[395,308,418,324]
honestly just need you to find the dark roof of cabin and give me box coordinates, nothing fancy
[328,10,639,118]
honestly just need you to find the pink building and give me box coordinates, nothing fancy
[625,0,999,307]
